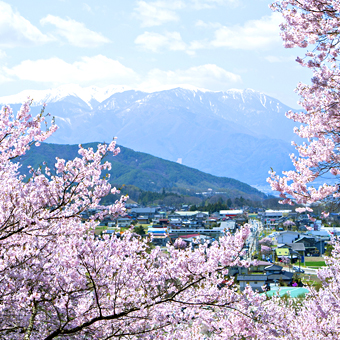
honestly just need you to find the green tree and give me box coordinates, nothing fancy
[133,225,146,237]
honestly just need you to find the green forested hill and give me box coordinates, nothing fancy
[16,142,267,201]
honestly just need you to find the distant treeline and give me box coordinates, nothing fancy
[100,185,294,211]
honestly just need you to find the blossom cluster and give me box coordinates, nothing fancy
[268,0,340,207]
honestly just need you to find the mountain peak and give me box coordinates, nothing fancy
[0,84,266,108]
[0,84,296,187]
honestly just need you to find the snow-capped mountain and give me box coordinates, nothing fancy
[0,85,299,186]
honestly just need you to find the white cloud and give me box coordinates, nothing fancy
[4,55,139,86]
[188,40,209,51]
[191,0,238,10]
[0,1,52,48]
[1,55,241,93]
[134,1,184,27]
[142,64,242,90]
[195,20,221,29]
[211,12,282,50]
[265,55,295,63]
[138,13,282,54]
[135,31,186,52]
[40,15,110,48]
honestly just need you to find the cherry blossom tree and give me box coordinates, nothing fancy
[261,245,272,255]
[283,220,295,228]
[4,1,340,336]
[259,237,273,247]
[264,2,340,338]
[268,0,340,210]
[174,237,187,249]
[281,256,291,265]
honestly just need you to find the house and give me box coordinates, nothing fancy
[260,210,291,225]
[229,261,272,276]
[205,217,220,228]
[153,211,167,219]
[220,221,236,232]
[116,217,131,228]
[307,230,331,241]
[276,231,301,244]
[137,216,149,224]
[220,210,243,219]
[158,218,169,226]
[264,264,294,285]
[130,207,156,218]
[294,235,325,255]
[238,275,268,292]
[182,235,213,248]
[249,261,272,273]
[285,243,306,263]
[168,221,235,239]
[171,211,209,221]
[148,226,169,246]
[169,218,182,228]
[275,247,290,261]
[151,235,169,246]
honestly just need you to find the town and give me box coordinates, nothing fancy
[90,204,337,296]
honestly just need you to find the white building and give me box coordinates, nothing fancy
[168,221,235,237]
[219,210,243,219]
[261,210,291,224]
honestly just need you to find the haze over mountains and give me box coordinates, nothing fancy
[0,84,298,188]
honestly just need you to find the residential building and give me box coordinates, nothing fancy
[238,275,268,292]
[294,236,326,256]
[264,264,294,285]
[220,210,243,219]
[276,231,301,244]
[260,210,291,225]
[130,207,157,218]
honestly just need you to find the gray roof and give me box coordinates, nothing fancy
[264,264,283,271]
[278,231,300,235]
[238,275,267,281]
[294,236,315,243]
[267,272,294,281]
[131,208,156,213]
[286,243,305,251]
[254,261,272,266]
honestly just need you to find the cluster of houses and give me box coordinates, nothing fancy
[238,228,334,292]
[145,209,246,247]
[235,262,296,292]
[91,206,248,246]
[90,205,336,250]
[271,230,330,258]
[83,204,340,292]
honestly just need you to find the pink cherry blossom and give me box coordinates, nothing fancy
[268,0,340,209]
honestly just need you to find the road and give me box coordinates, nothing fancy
[303,267,318,275]
[245,219,262,260]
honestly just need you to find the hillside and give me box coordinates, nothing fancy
[16,142,267,201]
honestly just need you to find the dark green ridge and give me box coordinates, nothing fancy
[16,142,267,200]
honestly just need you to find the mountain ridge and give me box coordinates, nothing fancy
[17,142,268,201]
[1,85,298,186]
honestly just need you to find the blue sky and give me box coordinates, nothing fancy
[0,0,311,107]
